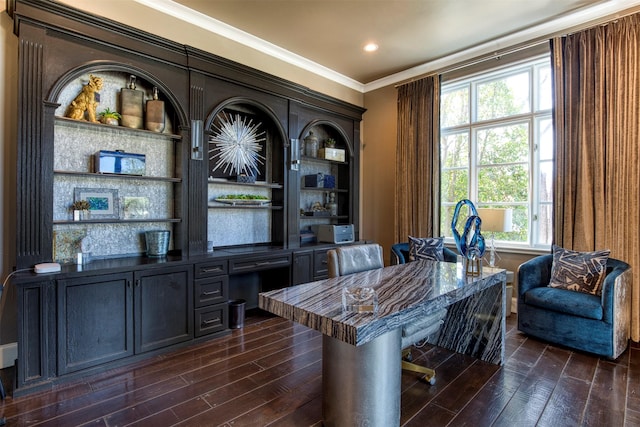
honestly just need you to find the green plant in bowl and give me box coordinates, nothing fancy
[99,108,122,125]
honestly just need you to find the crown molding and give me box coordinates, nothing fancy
[135,0,640,94]
[133,0,365,92]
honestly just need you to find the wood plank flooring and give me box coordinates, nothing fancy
[1,312,639,426]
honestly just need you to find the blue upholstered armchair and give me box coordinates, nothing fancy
[517,254,632,359]
[390,242,457,265]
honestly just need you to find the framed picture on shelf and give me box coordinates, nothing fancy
[74,187,119,219]
[123,196,150,219]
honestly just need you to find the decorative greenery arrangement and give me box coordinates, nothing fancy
[99,108,121,119]
[99,108,121,125]
[325,138,337,148]
[71,200,91,211]
[217,194,269,200]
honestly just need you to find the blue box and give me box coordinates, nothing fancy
[95,150,145,175]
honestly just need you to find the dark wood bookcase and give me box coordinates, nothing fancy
[7,0,365,396]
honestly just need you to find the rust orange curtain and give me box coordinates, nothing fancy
[395,76,440,243]
[551,14,640,340]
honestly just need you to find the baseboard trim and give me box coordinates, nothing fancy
[0,343,17,369]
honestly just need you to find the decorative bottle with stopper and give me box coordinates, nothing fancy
[326,192,337,216]
[120,75,144,129]
[145,86,165,132]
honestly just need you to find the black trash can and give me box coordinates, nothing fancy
[229,299,246,329]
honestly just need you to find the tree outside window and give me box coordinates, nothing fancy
[440,56,553,249]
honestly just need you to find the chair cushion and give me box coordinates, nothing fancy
[524,287,603,320]
[548,245,610,295]
[408,236,444,261]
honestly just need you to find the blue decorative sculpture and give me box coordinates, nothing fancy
[451,199,486,259]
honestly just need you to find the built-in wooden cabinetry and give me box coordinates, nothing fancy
[8,0,364,396]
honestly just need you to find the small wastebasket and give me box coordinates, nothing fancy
[229,299,246,329]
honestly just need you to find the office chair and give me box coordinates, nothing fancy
[327,243,444,384]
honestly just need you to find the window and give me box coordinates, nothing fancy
[440,55,553,249]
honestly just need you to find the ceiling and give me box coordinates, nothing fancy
[152,0,635,89]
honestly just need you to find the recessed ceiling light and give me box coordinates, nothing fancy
[363,43,379,52]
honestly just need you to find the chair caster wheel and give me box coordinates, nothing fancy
[423,375,436,385]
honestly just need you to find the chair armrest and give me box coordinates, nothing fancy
[517,254,553,297]
[601,258,631,323]
[391,243,409,265]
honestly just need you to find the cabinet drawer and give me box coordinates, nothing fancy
[195,260,228,278]
[229,254,291,274]
[195,276,228,308]
[195,304,228,337]
[314,249,330,279]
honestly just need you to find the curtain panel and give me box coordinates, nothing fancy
[395,76,441,243]
[551,14,640,340]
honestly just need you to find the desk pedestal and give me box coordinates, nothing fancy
[322,328,402,427]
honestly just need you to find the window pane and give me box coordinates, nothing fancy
[441,86,470,128]
[539,160,553,203]
[537,63,552,111]
[440,205,456,238]
[481,205,527,243]
[538,118,553,160]
[537,204,553,245]
[477,72,530,121]
[441,132,469,168]
[441,169,469,203]
[508,205,529,243]
[478,164,529,202]
[477,123,529,165]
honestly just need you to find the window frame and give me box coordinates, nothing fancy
[439,54,553,251]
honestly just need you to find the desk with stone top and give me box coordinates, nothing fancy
[259,259,506,427]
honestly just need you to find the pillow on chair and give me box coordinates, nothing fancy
[408,236,444,261]
[548,245,610,295]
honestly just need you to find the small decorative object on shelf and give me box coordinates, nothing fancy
[121,75,144,129]
[99,108,121,126]
[209,112,266,179]
[145,86,165,132]
[65,74,103,123]
[145,230,170,257]
[324,138,336,148]
[303,131,319,157]
[326,192,337,216]
[70,200,90,221]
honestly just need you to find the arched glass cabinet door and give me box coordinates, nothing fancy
[205,99,288,248]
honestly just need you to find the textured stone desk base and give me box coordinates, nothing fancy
[435,281,505,364]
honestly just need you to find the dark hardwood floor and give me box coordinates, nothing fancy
[1,312,639,426]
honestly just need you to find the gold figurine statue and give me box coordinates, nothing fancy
[66,74,104,123]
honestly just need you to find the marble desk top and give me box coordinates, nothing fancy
[259,260,506,347]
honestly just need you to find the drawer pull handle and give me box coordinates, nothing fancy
[256,261,271,266]
[322,260,328,265]
[202,291,220,296]
[201,267,222,273]
[202,318,220,326]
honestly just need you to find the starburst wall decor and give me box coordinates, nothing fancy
[209,112,266,177]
